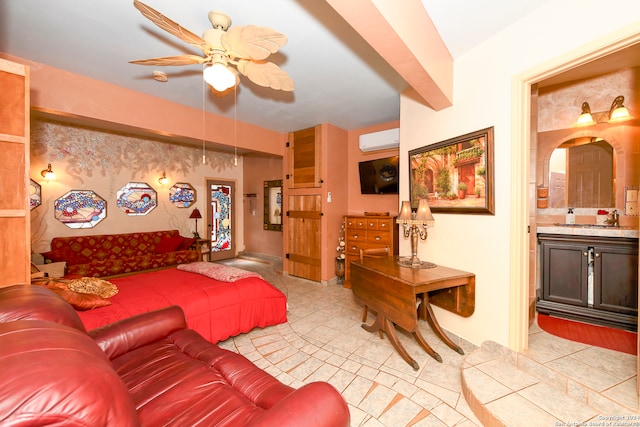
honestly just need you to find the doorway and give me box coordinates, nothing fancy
[512,29,640,356]
[205,179,236,262]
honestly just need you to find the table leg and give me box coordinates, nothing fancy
[361,313,384,339]
[362,316,420,371]
[412,328,442,363]
[382,318,420,371]
[422,295,464,355]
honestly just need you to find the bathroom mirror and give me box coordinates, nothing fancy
[548,137,615,208]
[263,180,282,231]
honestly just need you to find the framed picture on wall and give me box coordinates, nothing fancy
[409,127,494,215]
[263,180,282,231]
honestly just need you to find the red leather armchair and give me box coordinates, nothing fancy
[0,285,350,426]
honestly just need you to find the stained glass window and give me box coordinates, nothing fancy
[116,182,157,216]
[54,190,107,228]
[169,182,196,208]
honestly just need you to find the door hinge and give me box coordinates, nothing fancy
[527,225,530,233]
[285,141,290,148]
[286,174,290,180]
[286,211,290,216]
[285,253,290,259]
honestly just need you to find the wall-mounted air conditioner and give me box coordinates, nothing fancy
[358,128,400,152]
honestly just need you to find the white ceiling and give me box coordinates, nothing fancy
[4,0,625,135]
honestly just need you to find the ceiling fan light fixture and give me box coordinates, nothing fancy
[204,62,236,92]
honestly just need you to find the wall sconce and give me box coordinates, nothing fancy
[158,172,168,186]
[189,207,202,239]
[396,199,436,269]
[576,102,596,126]
[576,95,631,126]
[40,163,56,181]
[608,95,631,123]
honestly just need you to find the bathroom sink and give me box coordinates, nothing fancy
[553,223,617,229]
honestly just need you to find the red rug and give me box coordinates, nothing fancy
[537,314,637,355]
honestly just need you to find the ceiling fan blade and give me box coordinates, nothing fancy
[222,25,288,61]
[129,55,207,66]
[237,60,294,91]
[133,0,210,53]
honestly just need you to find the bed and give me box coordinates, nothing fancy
[76,264,288,344]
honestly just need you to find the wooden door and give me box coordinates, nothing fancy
[288,126,321,189]
[0,59,29,287]
[287,195,322,281]
[567,141,613,208]
[205,180,236,261]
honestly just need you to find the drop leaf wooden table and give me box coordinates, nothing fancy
[351,256,475,370]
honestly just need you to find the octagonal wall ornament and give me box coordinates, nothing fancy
[117,182,157,216]
[169,182,196,208]
[54,190,107,228]
[30,179,41,210]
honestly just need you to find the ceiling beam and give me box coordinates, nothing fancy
[325,0,453,110]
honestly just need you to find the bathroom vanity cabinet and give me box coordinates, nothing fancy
[537,234,638,331]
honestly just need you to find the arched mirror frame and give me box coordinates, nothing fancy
[538,128,626,212]
[547,137,616,209]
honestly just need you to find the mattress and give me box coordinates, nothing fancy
[77,267,288,343]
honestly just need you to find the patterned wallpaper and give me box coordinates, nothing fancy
[30,119,242,254]
[31,119,236,183]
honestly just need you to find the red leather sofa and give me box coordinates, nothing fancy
[42,230,200,278]
[0,285,350,426]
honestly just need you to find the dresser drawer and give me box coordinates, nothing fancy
[345,240,387,255]
[346,217,367,229]
[366,230,391,245]
[364,218,393,230]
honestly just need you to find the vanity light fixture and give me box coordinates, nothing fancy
[576,95,632,126]
[396,199,436,269]
[158,172,168,186]
[576,102,596,126]
[40,163,56,181]
[608,95,631,123]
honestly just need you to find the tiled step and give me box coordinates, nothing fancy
[461,340,638,426]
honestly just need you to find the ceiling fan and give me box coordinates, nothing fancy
[130,0,294,94]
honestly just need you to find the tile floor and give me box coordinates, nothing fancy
[218,257,639,426]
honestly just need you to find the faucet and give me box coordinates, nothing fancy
[604,209,620,227]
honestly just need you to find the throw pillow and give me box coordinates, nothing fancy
[41,248,89,266]
[67,277,118,298]
[177,262,263,282]
[154,236,184,253]
[178,237,196,251]
[34,279,112,311]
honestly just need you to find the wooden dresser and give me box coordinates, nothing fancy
[343,215,398,287]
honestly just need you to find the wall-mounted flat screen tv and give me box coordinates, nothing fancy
[358,155,399,194]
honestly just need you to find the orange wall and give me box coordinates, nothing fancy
[0,53,284,156]
[242,155,283,258]
[347,121,400,216]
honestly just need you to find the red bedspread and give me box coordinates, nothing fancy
[77,268,288,343]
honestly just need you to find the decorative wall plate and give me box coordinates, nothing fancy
[116,182,157,216]
[169,182,196,208]
[29,179,41,210]
[54,190,107,228]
